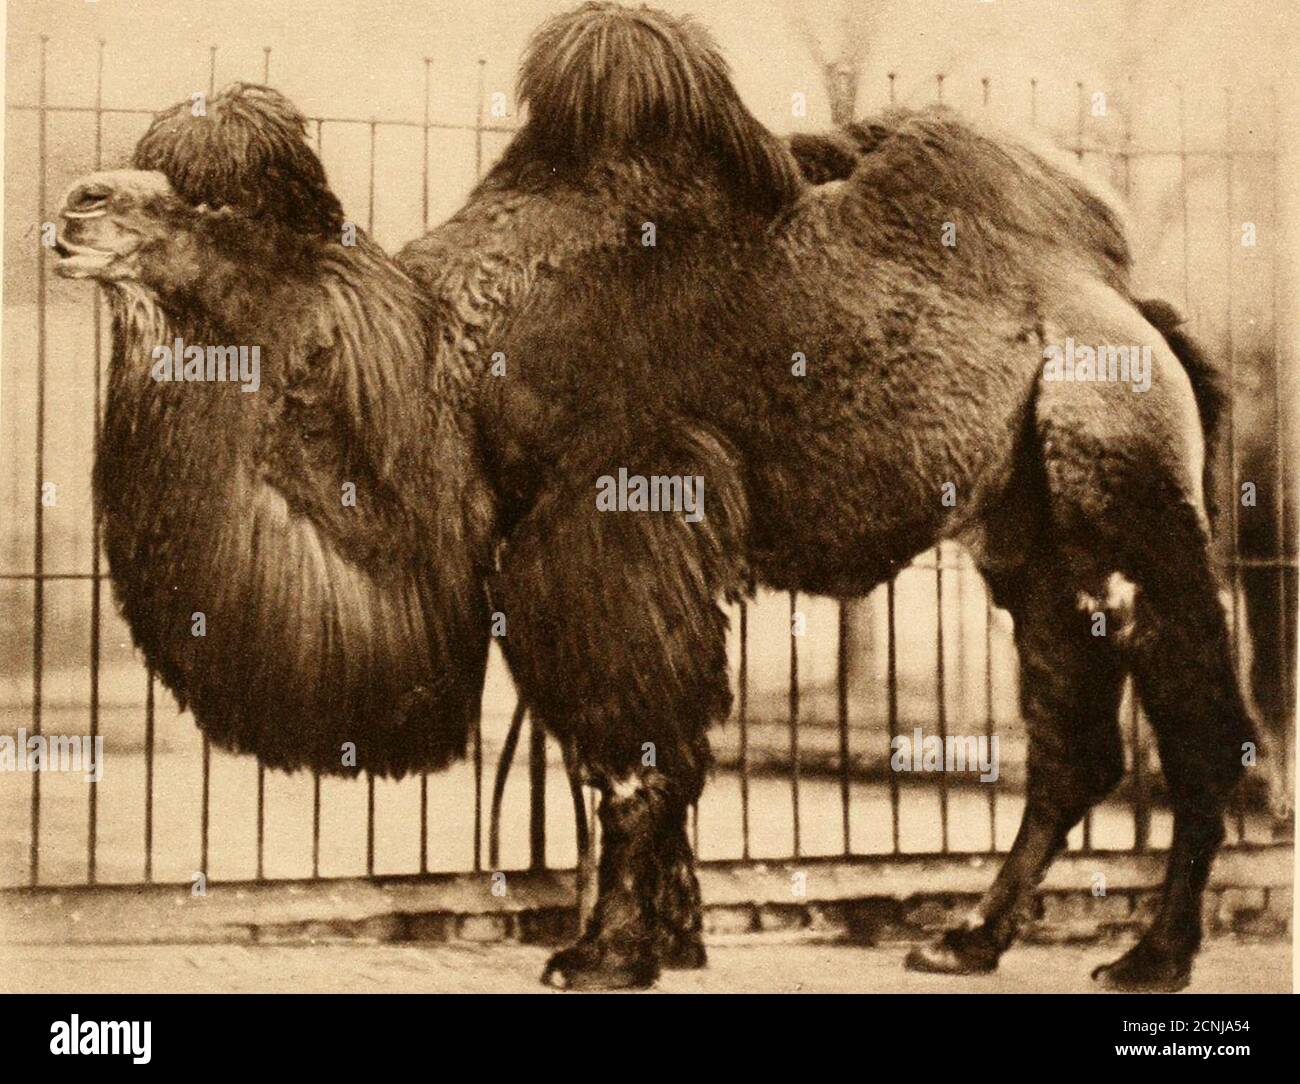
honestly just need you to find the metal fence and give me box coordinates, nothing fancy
[1,37,1293,895]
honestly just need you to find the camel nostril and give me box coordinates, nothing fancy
[66,181,112,215]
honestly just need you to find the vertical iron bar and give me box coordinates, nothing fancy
[475,58,485,178]
[471,60,487,875]
[1076,78,1095,848]
[364,117,378,878]
[419,58,432,870]
[473,708,483,872]
[262,46,270,83]
[935,73,944,104]
[1223,88,1248,841]
[87,36,105,885]
[200,726,210,876]
[198,41,218,883]
[887,72,895,106]
[366,772,375,877]
[981,76,990,112]
[312,115,324,880]
[837,601,851,855]
[311,771,321,878]
[1030,78,1038,128]
[1075,81,1085,163]
[935,552,949,853]
[1122,77,1134,203]
[886,579,900,852]
[528,714,547,870]
[1178,83,1191,311]
[788,592,801,858]
[256,763,265,880]
[419,768,428,875]
[422,58,431,231]
[738,599,750,860]
[1121,84,1147,854]
[1225,87,1241,669]
[144,674,154,881]
[984,598,996,851]
[30,34,48,888]
[1269,84,1291,803]
[367,120,376,233]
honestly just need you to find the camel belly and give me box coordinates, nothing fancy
[735,297,1040,597]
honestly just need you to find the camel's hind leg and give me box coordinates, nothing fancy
[1090,500,1252,990]
[908,499,1249,990]
[905,556,1128,975]
[1043,307,1254,989]
[913,302,1254,988]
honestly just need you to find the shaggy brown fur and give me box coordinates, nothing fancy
[135,83,343,235]
[789,120,1228,524]
[57,2,1261,993]
[507,3,802,214]
[59,89,496,777]
[404,3,1255,992]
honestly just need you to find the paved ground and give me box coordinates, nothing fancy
[0,938,1289,994]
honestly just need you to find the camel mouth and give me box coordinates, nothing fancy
[51,235,120,279]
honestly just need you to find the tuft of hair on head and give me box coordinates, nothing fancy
[516,1,804,214]
[133,82,344,237]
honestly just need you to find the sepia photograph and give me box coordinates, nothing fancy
[0,0,1295,1052]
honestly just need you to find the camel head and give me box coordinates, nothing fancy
[52,169,192,285]
[55,83,344,310]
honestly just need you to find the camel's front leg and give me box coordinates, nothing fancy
[542,767,695,990]
[651,799,707,970]
[489,427,746,990]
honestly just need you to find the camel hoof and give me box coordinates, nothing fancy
[541,941,658,991]
[904,929,1000,976]
[1091,942,1192,992]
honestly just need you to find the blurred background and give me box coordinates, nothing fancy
[1,0,1296,889]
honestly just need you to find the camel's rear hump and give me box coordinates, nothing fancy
[821,108,1133,292]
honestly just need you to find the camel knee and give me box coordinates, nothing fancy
[1026,739,1124,817]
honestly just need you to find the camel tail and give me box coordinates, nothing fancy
[1138,297,1229,530]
